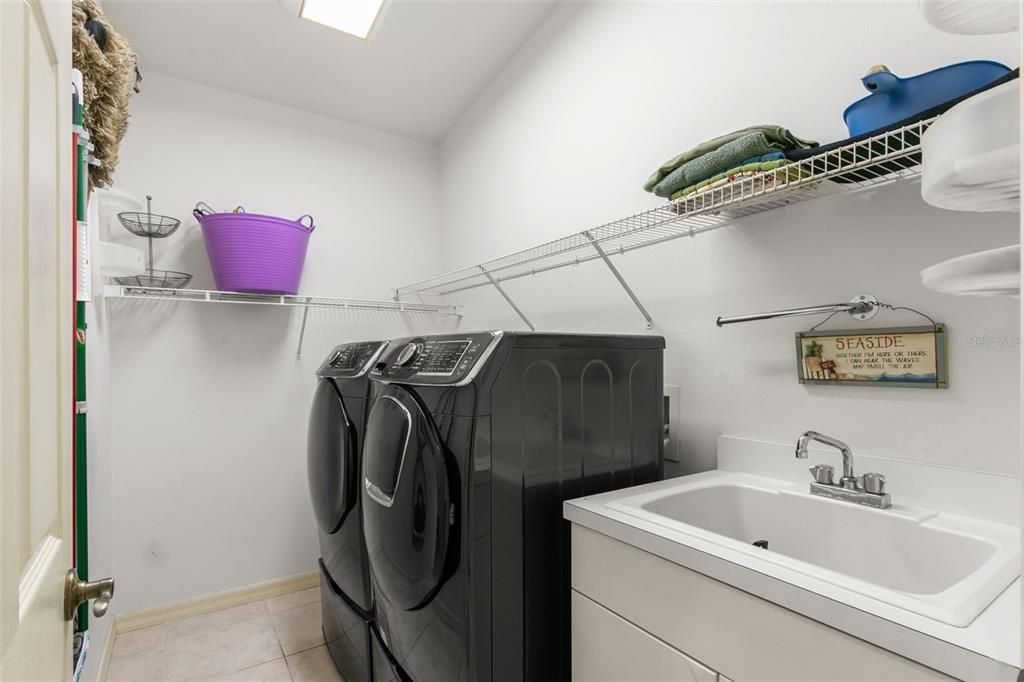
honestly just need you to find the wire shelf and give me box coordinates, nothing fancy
[395,118,934,299]
[103,286,461,359]
[103,285,462,315]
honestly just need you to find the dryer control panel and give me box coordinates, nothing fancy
[372,332,501,385]
[316,340,388,378]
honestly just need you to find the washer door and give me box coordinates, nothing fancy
[362,385,455,611]
[307,378,358,535]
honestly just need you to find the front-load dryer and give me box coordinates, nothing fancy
[361,332,664,682]
[307,340,387,682]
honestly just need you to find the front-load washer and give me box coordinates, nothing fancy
[361,332,664,682]
[307,340,387,682]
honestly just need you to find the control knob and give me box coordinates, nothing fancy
[395,342,422,367]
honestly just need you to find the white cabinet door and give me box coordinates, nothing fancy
[572,590,717,682]
[0,0,75,679]
[572,525,958,682]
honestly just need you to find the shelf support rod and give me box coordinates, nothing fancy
[583,231,653,330]
[296,306,310,359]
[478,265,535,331]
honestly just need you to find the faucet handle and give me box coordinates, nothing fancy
[808,464,835,485]
[860,472,886,495]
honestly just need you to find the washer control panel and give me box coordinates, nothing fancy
[372,333,500,385]
[317,340,388,378]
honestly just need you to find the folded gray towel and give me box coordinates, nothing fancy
[652,132,794,198]
[645,125,817,193]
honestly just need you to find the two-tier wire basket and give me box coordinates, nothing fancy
[113,195,192,288]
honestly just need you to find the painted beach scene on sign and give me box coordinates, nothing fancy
[796,326,947,388]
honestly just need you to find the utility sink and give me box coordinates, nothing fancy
[607,473,1019,627]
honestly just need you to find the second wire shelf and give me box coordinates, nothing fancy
[394,117,936,329]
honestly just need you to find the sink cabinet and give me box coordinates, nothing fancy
[570,524,958,682]
[573,590,717,681]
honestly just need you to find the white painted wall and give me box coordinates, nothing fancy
[439,1,1022,478]
[90,72,454,630]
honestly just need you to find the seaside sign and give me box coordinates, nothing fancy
[795,325,947,389]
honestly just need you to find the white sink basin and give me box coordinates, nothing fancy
[608,473,1019,627]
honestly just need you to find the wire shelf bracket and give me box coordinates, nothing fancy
[583,230,654,329]
[296,306,311,359]
[479,265,536,331]
[104,285,463,358]
[393,118,936,328]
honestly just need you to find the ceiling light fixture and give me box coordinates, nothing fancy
[299,0,387,40]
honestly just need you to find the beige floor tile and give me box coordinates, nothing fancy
[107,649,166,682]
[271,602,325,656]
[166,601,271,640]
[113,623,168,660]
[266,587,319,614]
[164,618,282,681]
[285,646,342,682]
[211,657,293,681]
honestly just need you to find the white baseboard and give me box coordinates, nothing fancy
[113,571,320,635]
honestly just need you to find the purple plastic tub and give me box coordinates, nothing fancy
[194,205,314,295]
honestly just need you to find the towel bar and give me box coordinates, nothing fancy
[717,294,879,326]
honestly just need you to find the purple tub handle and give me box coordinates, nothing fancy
[193,201,215,222]
[297,215,315,232]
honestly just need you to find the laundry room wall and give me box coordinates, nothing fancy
[93,71,455,621]
[439,2,1022,478]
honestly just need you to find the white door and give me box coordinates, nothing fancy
[0,0,75,679]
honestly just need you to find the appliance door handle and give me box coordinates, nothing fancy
[364,479,395,508]
[363,395,412,509]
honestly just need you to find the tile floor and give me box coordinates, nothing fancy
[106,587,342,681]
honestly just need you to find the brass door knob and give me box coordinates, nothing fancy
[64,570,115,621]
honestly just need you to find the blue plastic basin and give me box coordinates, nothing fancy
[843,61,1010,136]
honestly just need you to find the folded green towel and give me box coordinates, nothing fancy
[669,159,807,201]
[644,125,817,192]
[652,132,795,198]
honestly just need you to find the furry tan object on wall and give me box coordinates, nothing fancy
[72,0,138,190]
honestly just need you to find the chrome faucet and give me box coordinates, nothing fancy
[795,431,858,489]
[795,431,891,509]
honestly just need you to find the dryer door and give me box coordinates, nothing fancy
[362,385,455,611]
[307,378,358,534]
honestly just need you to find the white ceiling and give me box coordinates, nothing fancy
[102,0,558,141]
